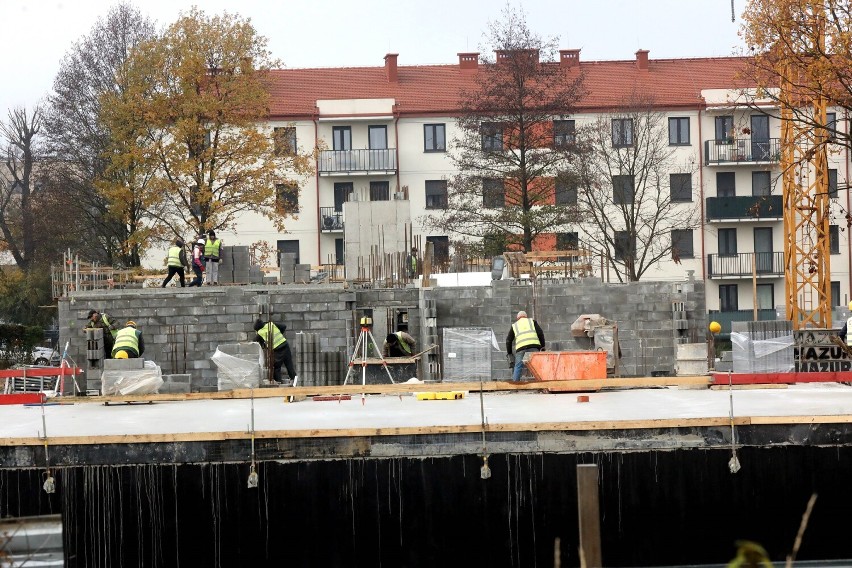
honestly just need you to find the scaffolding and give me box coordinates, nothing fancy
[50,249,133,299]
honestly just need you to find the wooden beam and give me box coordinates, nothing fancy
[57,376,711,404]
[577,464,602,568]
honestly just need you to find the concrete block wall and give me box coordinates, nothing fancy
[58,278,704,391]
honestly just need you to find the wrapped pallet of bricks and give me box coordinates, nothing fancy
[279,252,296,284]
[211,342,263,390]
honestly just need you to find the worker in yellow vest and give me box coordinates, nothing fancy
[254,319,298,384]
[86,309,119,359]
[161,238,187,287]
[112,321,145,359]
[204,230,223,285]
[505,310,545,381]
[383,331,416,357]
[406,246,418,278]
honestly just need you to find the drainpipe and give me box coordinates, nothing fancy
[393,105,401,196]
[697,107,707,284]
[845,110,851,306]
[314,111,321,265]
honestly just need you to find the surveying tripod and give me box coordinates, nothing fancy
[343,317,396,404]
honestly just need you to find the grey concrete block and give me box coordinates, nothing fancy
[103,358,145,371]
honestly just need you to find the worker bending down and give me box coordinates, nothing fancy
[112,321,145,359]
[254,319,298,385]
[505,310,545,381]
[383,331,416,357]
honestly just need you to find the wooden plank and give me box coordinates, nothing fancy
[577,464,602,568]
[1,416,757,447]
[57,376,711,405]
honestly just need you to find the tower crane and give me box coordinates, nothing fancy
[778,0,832,329]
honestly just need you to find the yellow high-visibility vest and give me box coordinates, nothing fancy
[112,326,139,357]
[512,318,541,351]
[205,239,222,258]
[167,246,182,267]
[257,323,286,349]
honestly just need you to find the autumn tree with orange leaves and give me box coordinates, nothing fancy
[102,8,312,243]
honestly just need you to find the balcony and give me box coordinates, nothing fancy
[318,149,397,175]
[706,195,783,222]
[319,207,343,232]
[704,137,780,165]
[708,252,784,278]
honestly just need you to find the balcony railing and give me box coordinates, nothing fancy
[705,195,783,221]
[704,137,780,165]
[319,207,343,232]
[708,252,784,278]
[318,149,397,175]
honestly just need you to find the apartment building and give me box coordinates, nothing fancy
[219,49,851,327]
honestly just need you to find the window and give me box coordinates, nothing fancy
[756,284,774,310]
[370,181,390,201]
[273,127,297,155]
[670,173,692,201]
[276,239,300,266]
[719,284,738,312]
[426,236,450,263]
[829,168,838,198]
[481,122,503,151]
[555,179,578,205]
[718,228,737,256]
[556,232,579,251]
[671,229,694,259]
[668,117,689,145]
[483,179,505,208]
[827,112,838,141]
[425,180,448,209]
[612,175,634,204]
[424,124,446,152]
[368,125,387,149]
[612,118,634,147]
[715,115,734,142]
[554,120,576,147]
[832,281,841,307]
[275,182,299,213]
[717,172,736,197]
[830,224,840,254]
[752,171,771,196]
[332,126,351,151]
[333,182,353,212]
[614,231,635,261]
[335,238,344,265]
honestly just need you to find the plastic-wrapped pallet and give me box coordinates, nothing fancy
[101,360,164,396]
[212,342,263,390]
[442,327,496,382]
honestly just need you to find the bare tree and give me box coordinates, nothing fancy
[44,2,157,267]
[0,106,44,271]
[424,5,585,254]
[575,96,700,282]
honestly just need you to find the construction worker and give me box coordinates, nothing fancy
[383,331,416,357]
[204,230,223,285]
[406,247,418,278]
[254,319,298,384]
[161,238,187,287]
[86,309,119,359]
[187,238,206,287]
[505,310,545,381]
[112,321,145,359]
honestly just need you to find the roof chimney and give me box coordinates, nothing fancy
[458,52,479,71]
[559,49,581,69]
[635,49,649,71]
[384,53,398,82]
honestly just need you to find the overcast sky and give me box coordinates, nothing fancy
[1,0,746,113]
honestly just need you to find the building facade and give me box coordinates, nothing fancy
[193,49,851,329]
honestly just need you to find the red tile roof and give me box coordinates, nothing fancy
[266,56,752,119]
